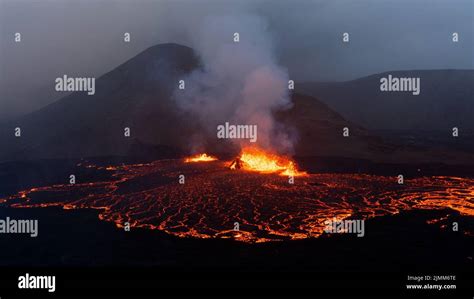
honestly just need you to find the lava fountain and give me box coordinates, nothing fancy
[184,153,218,163]
[231,147,307,177]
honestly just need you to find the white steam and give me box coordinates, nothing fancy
[175,15,294,153]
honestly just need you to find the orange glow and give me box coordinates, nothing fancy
[2,159,473,243]
[237,147,307,177]
[184,153,218,163]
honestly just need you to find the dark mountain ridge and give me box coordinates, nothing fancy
[0,44,472,165]
[298,69,474,132]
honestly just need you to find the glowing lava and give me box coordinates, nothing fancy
[235,147,307,177]
[184,153,218,163]
[1,159,473,243]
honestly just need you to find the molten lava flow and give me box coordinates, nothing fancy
[2,159,473,243]
[236,147,307,176]
[184,153,218,163]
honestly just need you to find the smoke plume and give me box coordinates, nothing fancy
[174,15,294,153]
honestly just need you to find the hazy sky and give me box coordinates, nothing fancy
[0,0,473,119]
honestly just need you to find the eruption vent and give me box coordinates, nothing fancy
[232,147,307,177]
[175,15,295,154]
[184,153,218,163]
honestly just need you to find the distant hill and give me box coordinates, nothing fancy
[298,70,474,132]
[0,44,201,161]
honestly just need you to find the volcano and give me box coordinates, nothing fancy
[0,44,201,161]
[1,42,473,243]
[1,43,471,165]
[0,43,374,163]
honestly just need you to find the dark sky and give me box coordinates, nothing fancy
[0,0,473,119]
